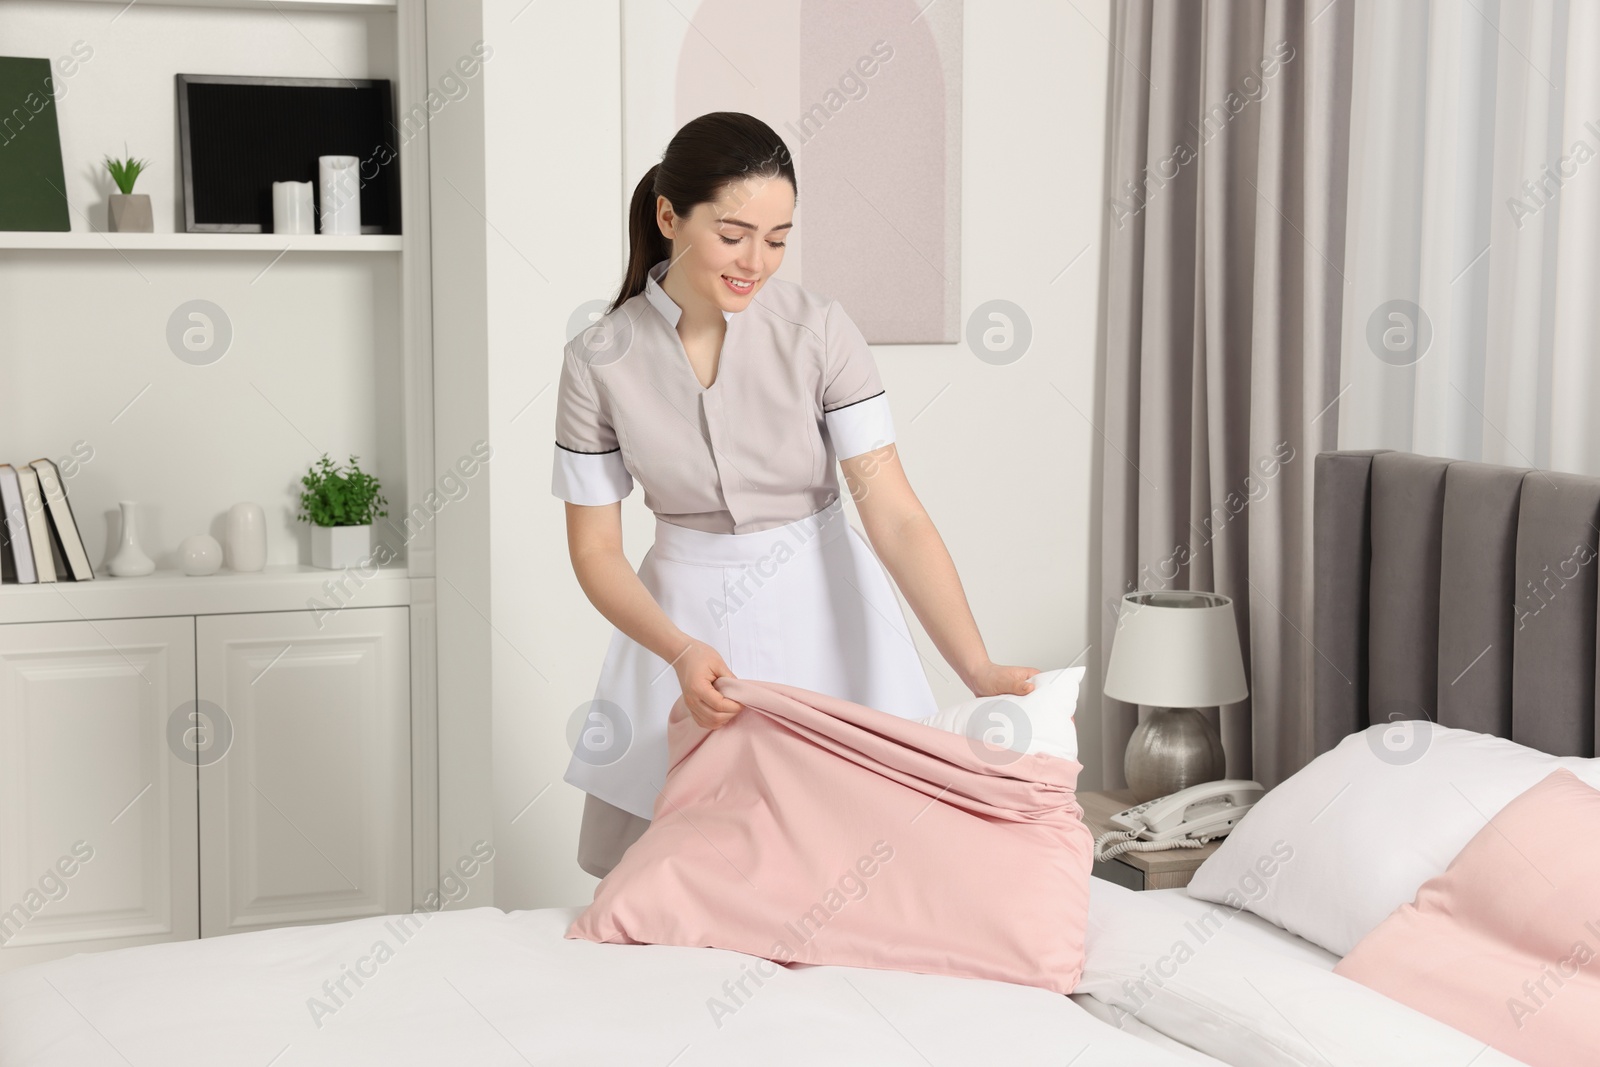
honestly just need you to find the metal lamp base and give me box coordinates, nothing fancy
[1124,707,1226,802]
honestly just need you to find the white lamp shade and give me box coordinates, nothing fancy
[1103,591,1249,708]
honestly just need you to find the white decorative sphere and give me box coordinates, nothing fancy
[179,534,223,576]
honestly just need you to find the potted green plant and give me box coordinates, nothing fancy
[297,453,388,570]
[103,151,152,233]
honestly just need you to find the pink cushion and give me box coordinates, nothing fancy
[1334,768,1600,1066]
[566,676,1094,993]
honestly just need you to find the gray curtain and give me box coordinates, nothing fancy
[1096,0,1355,790]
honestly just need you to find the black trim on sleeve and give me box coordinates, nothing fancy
[821,390,886,415]
[555,441,621,455]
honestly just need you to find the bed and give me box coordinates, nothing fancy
[0,448,1588,1065]
[0,871,1522,1066]
[1063,447,1599,1066]
[0,899,1225,1066]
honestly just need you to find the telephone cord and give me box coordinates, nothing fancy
[1093,828,1226,862]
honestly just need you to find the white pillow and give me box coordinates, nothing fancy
[1186,722,1600,957]
[917,666,1083,761]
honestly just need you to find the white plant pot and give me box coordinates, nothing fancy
[311,523,371,570]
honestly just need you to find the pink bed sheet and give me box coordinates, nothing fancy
[566,676,1094,994]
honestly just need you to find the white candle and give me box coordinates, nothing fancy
[317,155,361,236]
[271,180,314,234]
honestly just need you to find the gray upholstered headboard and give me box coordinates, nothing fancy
[1314,450,1599,759]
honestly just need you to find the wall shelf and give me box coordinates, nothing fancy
[52,0,396,12]
[0,232,403,252]
[0,563,416,624]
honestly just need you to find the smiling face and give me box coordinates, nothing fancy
[656,173,794,322]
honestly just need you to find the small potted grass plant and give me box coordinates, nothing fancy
[298,453,388,569]
[103,151,152,232]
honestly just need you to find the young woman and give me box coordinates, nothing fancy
[553,111,1039,879]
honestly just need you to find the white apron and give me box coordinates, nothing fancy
[564,495,940,820]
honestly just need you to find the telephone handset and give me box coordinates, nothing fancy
[1094,779,1265,861]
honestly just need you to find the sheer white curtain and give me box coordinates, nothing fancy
[1337,0,1600,474]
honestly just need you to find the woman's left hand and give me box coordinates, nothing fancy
[964,661,1041,698]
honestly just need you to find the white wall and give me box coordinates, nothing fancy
[473,0,1111,908]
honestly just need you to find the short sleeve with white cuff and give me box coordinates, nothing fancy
[551,343,633,506]
[821,299,897,460]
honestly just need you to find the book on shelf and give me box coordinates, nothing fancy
[0,58,70,232]
[0,465,35,584]
[0,461,95,585]
[11,465,56,582]
[32,458,94,581]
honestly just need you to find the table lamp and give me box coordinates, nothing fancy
[1103,590,1248,802]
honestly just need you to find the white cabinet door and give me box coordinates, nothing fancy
[0,616,199,972]
[198,606,410,936]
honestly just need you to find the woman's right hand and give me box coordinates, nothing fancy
[673,638,743,730]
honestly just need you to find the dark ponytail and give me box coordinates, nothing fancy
[609,111,798,315]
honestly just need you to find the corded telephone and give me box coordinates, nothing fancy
[1094,779,1265,861]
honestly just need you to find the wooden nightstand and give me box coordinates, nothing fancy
[1077,789,1225,891]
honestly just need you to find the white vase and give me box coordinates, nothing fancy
[108,501,155,577]
[225,502,267,572]
[311,523,371,569]
[179,534,223,576]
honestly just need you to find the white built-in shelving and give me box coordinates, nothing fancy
[0,231,402,251]
[59,0,397,10]
[0,0,442,963]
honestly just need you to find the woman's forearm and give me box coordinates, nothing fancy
[868,513,992,689]
[569,547,693,669]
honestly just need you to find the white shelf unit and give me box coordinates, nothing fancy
[0,564,414,624]
[0,0,442,957]
[58,0,398,10]
[0,232,403,251]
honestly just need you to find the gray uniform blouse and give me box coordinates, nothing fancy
[551,258,897,534]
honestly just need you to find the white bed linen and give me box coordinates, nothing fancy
[1073,879,1530,1067]
[0,903,1225,1066]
